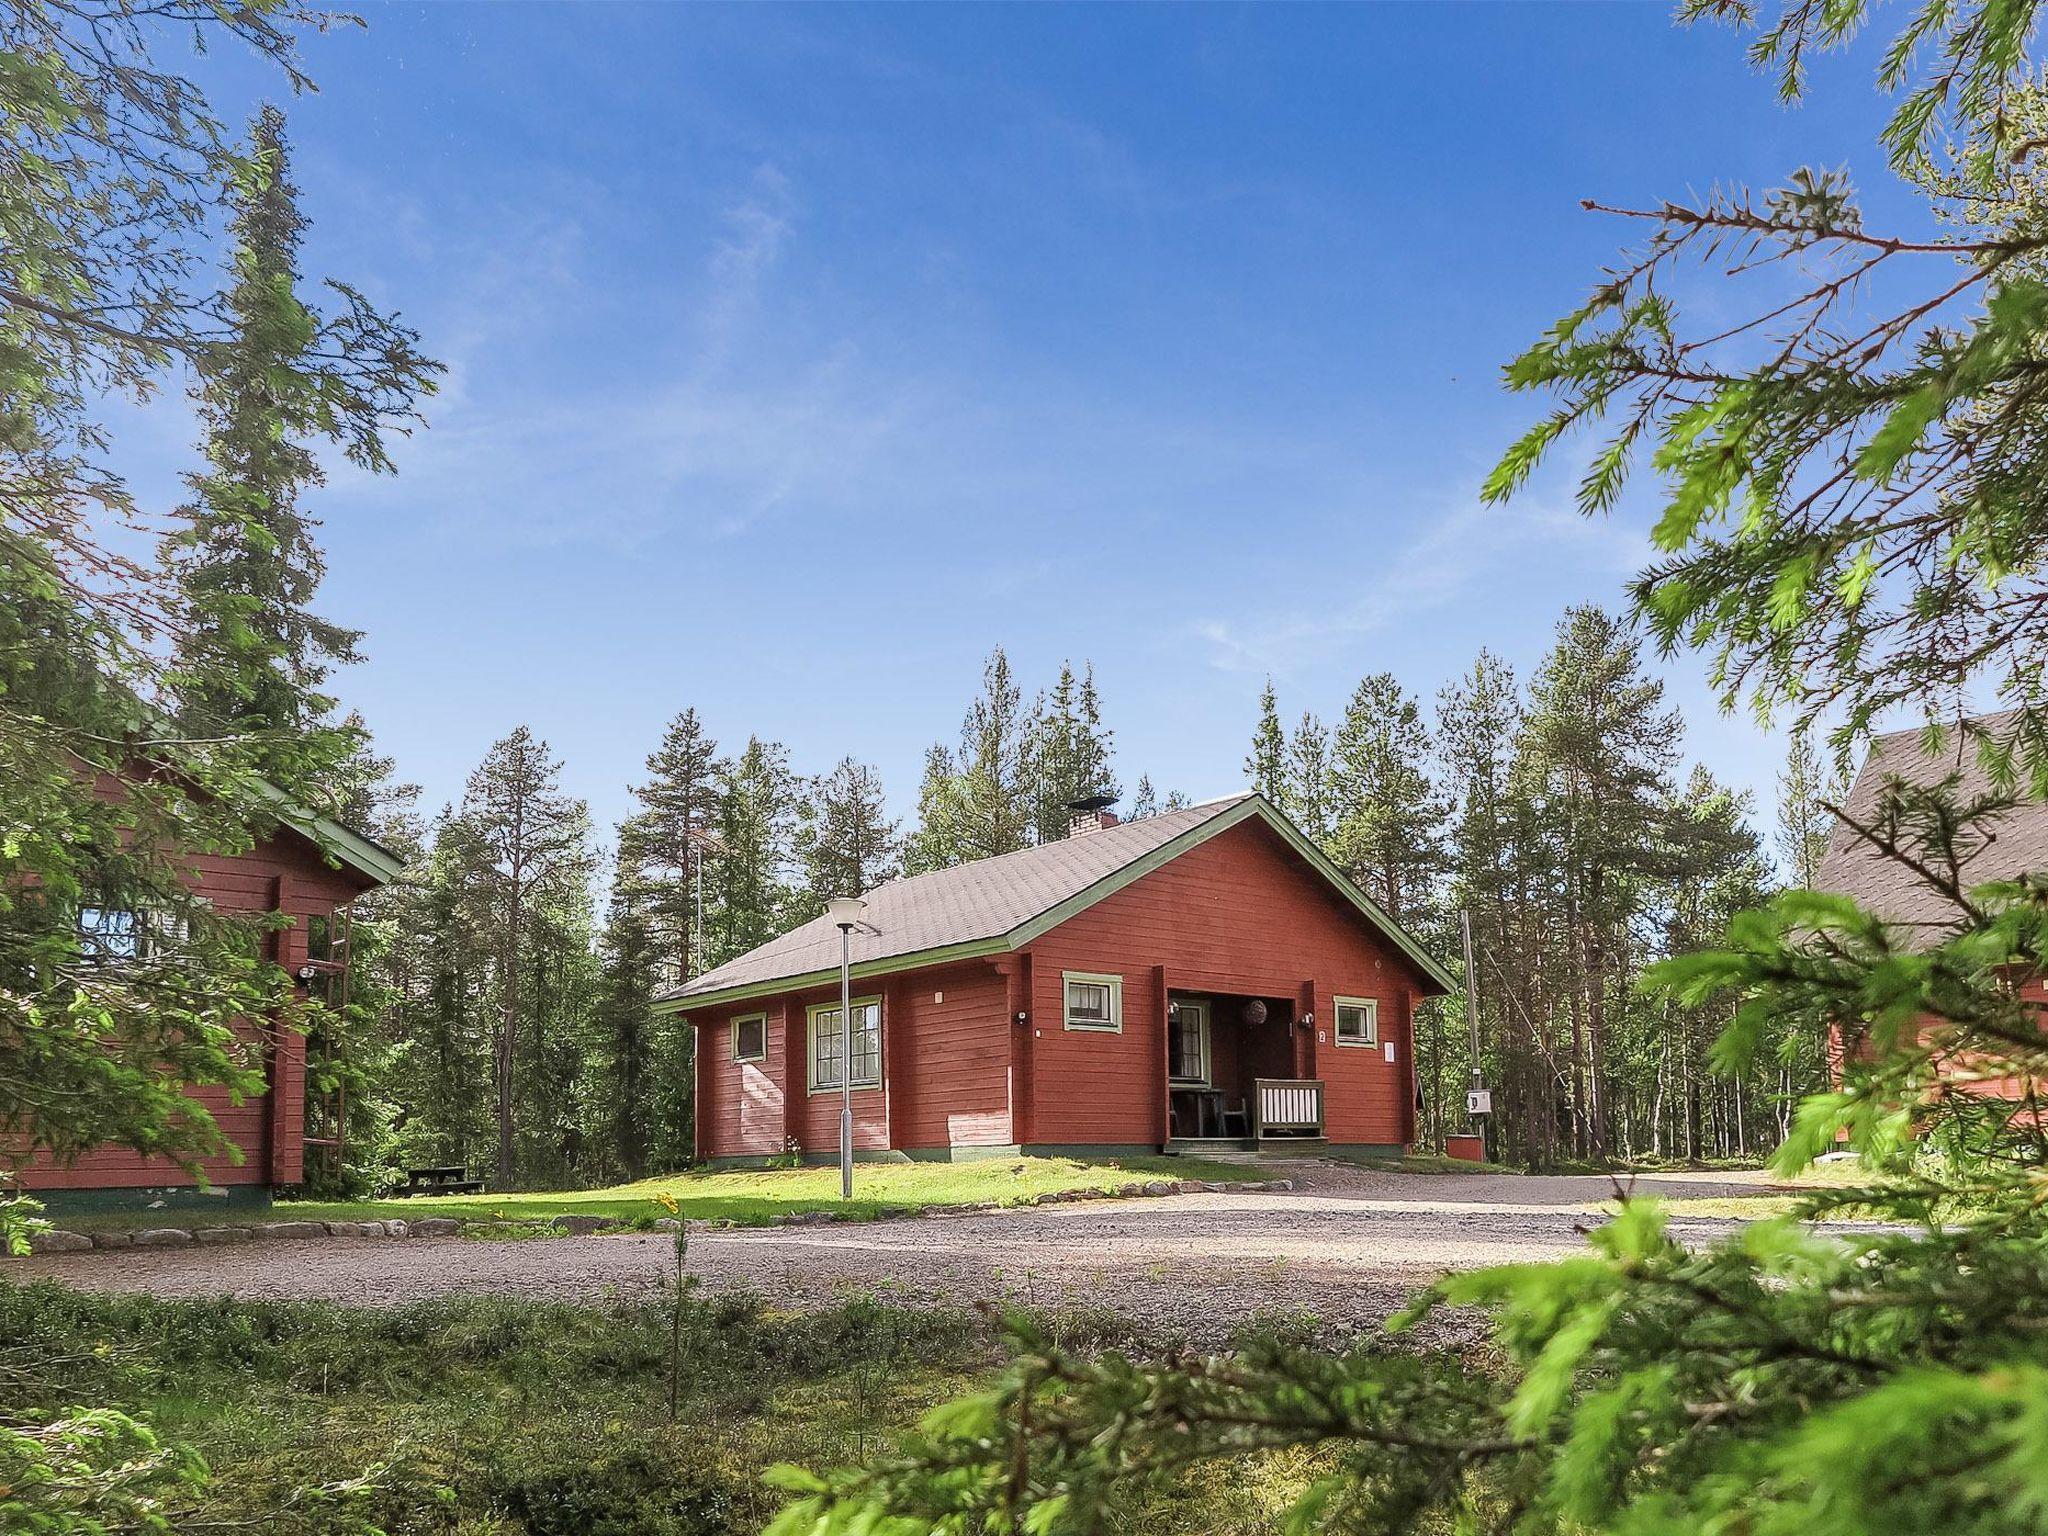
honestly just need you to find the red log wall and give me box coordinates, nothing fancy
[16,832,369,1193]
[689,818,1433,1158]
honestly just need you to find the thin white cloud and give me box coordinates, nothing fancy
[1193,474,1652,678]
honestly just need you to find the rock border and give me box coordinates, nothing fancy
[19,1176,1295,1255]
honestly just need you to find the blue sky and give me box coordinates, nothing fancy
[143,3,1918,850]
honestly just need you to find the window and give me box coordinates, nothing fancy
[808,998,881,1091]
[78,906,140,962]
[1063,972,1122,1032]
[1168,1000,1210,1083]
[1334,997,1378,1047]
[77,905,187,964]
[731,1013,767,1064]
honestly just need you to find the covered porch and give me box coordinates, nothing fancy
[1164,987,1325,1152]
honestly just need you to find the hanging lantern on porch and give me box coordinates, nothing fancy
[1241,998,1268,1027]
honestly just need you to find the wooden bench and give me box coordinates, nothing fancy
[396,1164,483,1198]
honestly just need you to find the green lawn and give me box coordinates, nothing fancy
[54,1154,1261,1232]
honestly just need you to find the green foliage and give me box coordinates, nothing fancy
[0,1409,207,1536]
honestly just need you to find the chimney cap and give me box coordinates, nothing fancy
[1065,793,1117,814]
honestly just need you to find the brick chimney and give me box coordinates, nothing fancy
[1066,806,1120,838]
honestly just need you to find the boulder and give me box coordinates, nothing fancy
[1141,1180,1174,1196]
[257,1221,327,1240]
[409,1218,460,1238]
[135,1228,194,1247]
[91,1231,135,1249]
[650,1217,683,1233]
[551,1214,610,1236]
[382,1219,409,1239]
[324,1221,371,1238]
[28,1229,93,1254]
[194,1227,253,1245]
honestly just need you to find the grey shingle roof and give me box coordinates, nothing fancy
[1815,711,2048,944]
[659,796,1253,1006]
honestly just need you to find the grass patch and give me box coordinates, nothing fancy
[0,1280,1325,1534]
[51,1155,1262,1233]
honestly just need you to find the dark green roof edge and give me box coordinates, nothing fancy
[657,793,1454,1015]
[245,777,407,887]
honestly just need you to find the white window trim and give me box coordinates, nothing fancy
[730,1012,767,1064]
[806,995,883,1094]
[1333,996,1379,1048]
[1168,999,1212,1085]
[1062,971,1124,1033]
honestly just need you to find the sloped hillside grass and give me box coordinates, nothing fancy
[0,1280,1324,1535]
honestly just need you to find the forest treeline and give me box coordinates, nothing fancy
[342,608,1837,1189]
[0,34,1830,1193]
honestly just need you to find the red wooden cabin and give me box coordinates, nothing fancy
[658,794,1455,1164]
[15,791,402,1213]
[1816,713,2048,1112]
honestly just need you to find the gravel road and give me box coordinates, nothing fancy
[6,1165,1786,1342]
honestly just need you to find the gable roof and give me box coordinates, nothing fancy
[246,775,407,888]
[1814,711,2046,944]
[656,792,1457,1013]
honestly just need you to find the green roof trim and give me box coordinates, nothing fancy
[245,777,407,887]
[655,794,1455,1015]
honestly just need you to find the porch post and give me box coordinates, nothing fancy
[1153,965,1171,1147]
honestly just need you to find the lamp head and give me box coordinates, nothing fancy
[827,895,868,931]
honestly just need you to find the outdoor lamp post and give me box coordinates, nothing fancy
[826,896,868,1200]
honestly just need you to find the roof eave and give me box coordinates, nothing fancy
[246,778,407,887]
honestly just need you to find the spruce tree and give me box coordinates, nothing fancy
[800,757,901,909]
[1283,711,1335,847]
[904,742,968,875]
[619,707,726,980]
[1245,679,1287,801]
[1776,731,1846,889]
[1028,662,1120,841]
[164,106,358,788]
[956,648,1035,859]
[709,737,800,963]
[1128,775,1159,820]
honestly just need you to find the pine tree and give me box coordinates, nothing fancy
[801,757,901,909]
[1283,711,1335,847]
[1436,651,1531,1158]
[458,727,595,1184]
[1329,672,1449,921]
[1245,679,1287,801]
[1519,606,1679,1160]
[1777,731,1846,888]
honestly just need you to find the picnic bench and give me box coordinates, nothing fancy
[395,1164,483,1198]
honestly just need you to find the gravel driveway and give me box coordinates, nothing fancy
[6,1165,1786,1341]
